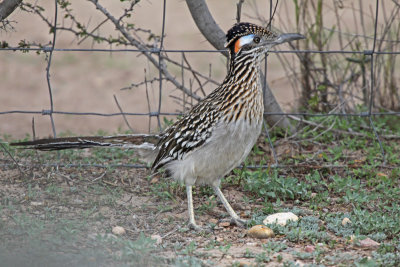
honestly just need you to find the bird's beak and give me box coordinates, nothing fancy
[274,33,305,45]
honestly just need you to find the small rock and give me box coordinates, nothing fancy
[151,234,162,245]
[112,226,126,235]
[358,237,380,248]
[263,212,298,226]
[30,201,43,206]
[73,199,83,204]
[209,218,218,224]
[305,245,315,253]
[342,217,352,226]
[247,225,274,239]
[219,221,231,228]
[376,172,387,178]
[150,177,159,184]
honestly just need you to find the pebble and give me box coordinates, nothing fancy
[73,199,83,204]
[150,177,159,184]
[151,234,162,245]
[263,212,299,226]
[219,221,231,228]
[358,237,380,248]
[247,225,274,239]
[209,218,218,224]
[112,226,126,235]
[342,217,352,226]
[30,201,43,206]
[216,236,224,242]
[305,245,315,253]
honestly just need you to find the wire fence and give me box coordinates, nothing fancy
[1,0,399,171]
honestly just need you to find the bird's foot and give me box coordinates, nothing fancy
[219,217,248,228]
[188,222,211,232]
[231,217,248,228]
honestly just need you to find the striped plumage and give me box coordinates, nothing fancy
[12,23,304,230]
[152,23,278,171]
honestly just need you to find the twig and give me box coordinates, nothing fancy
[31,117,36,140]
[87,0,202,101]
[77,18,107,45]
[182,53,207,97]
[113,94,134,132]
[236,0,244,23]
[0,143,25,177]
[91,171,107,183]
[144,69,152,133]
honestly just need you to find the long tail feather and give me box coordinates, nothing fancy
[10,134,160,151]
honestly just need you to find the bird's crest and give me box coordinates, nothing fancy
[224,22,276,49]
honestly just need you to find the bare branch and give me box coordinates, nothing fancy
[88,0,201,101]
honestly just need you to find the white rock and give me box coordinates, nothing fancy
[263,212,299,226]
[342,217,352,226]
[112,226,126,235]
[151,234,162,245]
[30,201,43,206]
[358,237,380,248]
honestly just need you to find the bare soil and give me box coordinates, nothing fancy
[1,138,393,266]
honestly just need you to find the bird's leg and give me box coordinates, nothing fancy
[213,186,247,227]
[186,185,202,231]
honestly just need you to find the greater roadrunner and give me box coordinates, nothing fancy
[12,23,304,230]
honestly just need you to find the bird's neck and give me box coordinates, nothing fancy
[226,53,262,85]
[217,54,264,124]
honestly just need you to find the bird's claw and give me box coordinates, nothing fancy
[219,217,248,228]
[188,222,212,233]
[231,217,248,228]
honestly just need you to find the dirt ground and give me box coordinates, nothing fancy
[2,136,399,266]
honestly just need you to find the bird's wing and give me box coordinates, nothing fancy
[152,99,221,171]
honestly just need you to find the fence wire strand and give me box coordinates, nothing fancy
[0,0,399,171]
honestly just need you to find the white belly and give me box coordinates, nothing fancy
[165,118,262,187]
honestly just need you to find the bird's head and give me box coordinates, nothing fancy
[225,22,305,58]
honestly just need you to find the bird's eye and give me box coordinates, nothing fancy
[253,36,260,43]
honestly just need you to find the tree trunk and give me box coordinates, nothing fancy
[0,0,22,21]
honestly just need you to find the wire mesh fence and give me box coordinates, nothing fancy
[1,0,399,170]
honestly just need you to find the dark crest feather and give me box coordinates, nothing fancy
[224,22,275,48]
